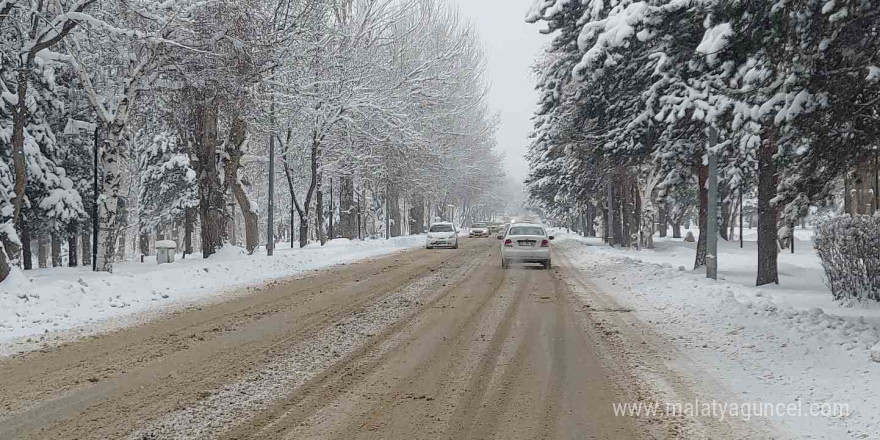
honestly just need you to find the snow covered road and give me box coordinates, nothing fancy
[0,238,764,440]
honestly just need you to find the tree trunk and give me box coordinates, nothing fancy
[729,198,739,242]
[389,184,401,237]
[586,203,596,237]
[619,174,635,248]
[315,172,326,245]
[223,116,258,254]
[720,199,731,241]
[625,180,638,248]
[339,176,356,238]
[68,234,78,267]
[81,232,91,267]
[227,198,236,246]
[116,230,126,262]
[139,231,150,257]
[51,233,62,267]
[10,69,30,239]
[231,173,257,253]
[173,220,181,251]
[409,193,424,236]
[21,219,32,270]
[658,203,667,238]
[299,220,309,249]
[355,188,362,238]
[38,235,48,268]
[672,218,682,239]
[756,129,779,286]
[638,169,658,249]
[0,235,15,280]
[582,203,596,237]
[3,64,37,280]
[95,121,128,272]
[694,163,708,269]
[289,204,296,247]
[184,207,194,255]
[606,182,615,245]
[193,94,226,258]
[283,158,311,249]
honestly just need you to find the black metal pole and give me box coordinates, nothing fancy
[267,98,275,256]
[329,177,333,240]
[92,126,99,271]
[357,190,362,240]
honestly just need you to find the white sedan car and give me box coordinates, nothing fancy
[498,223,554,269]
[468,222,490,238]
[426,222,459,249]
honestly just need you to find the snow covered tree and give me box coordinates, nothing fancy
[135,123,197,237]
[0,0,95,280]
[0,0,505,281]
[526,0,880,285]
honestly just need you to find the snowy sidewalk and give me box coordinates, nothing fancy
[557,233,880,440]
[0,236,425,355]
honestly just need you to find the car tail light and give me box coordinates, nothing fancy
[541,239,549,247]
[504,239,512,247]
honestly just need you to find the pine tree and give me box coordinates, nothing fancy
[135,125,197,236]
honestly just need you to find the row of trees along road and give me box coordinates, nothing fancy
[525,0,880,286]
[0,0,509,282]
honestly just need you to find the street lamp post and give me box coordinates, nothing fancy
[267,100,275,256]
[329,177,334,240]
[385,182,389,240]
[92,127,98,271]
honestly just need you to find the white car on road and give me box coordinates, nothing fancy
[468,222,490,238]
[426,222,459,249]
[498,223,554,269]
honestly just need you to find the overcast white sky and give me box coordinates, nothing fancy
[449,0,549,183]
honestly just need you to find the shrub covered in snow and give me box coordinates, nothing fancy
[814,215,880,303]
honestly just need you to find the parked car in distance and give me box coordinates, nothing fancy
[498,223,554,269]
[488,223,501,234]
[426,222,459,249]
[469,222,490,238]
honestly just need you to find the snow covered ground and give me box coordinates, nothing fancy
[0,236,425,355]
[556,229,880,440]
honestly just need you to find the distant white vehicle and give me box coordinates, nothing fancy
[498,223,554,269]
[426,222,459,249]
[468,222,489,238]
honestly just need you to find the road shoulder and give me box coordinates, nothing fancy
[554,247,780,439]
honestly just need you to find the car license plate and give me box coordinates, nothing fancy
[518,240,535,247]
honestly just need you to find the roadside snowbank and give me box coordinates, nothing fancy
[557,233,880,440]
[0,236,425,350]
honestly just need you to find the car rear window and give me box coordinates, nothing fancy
[429,224,454,232]
[508,226,545,236]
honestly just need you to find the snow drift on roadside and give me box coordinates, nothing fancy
[557,234,880,440]
[0,236,425,348]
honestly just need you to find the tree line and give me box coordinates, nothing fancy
[525,0,879,286]
[0,0,508,282]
